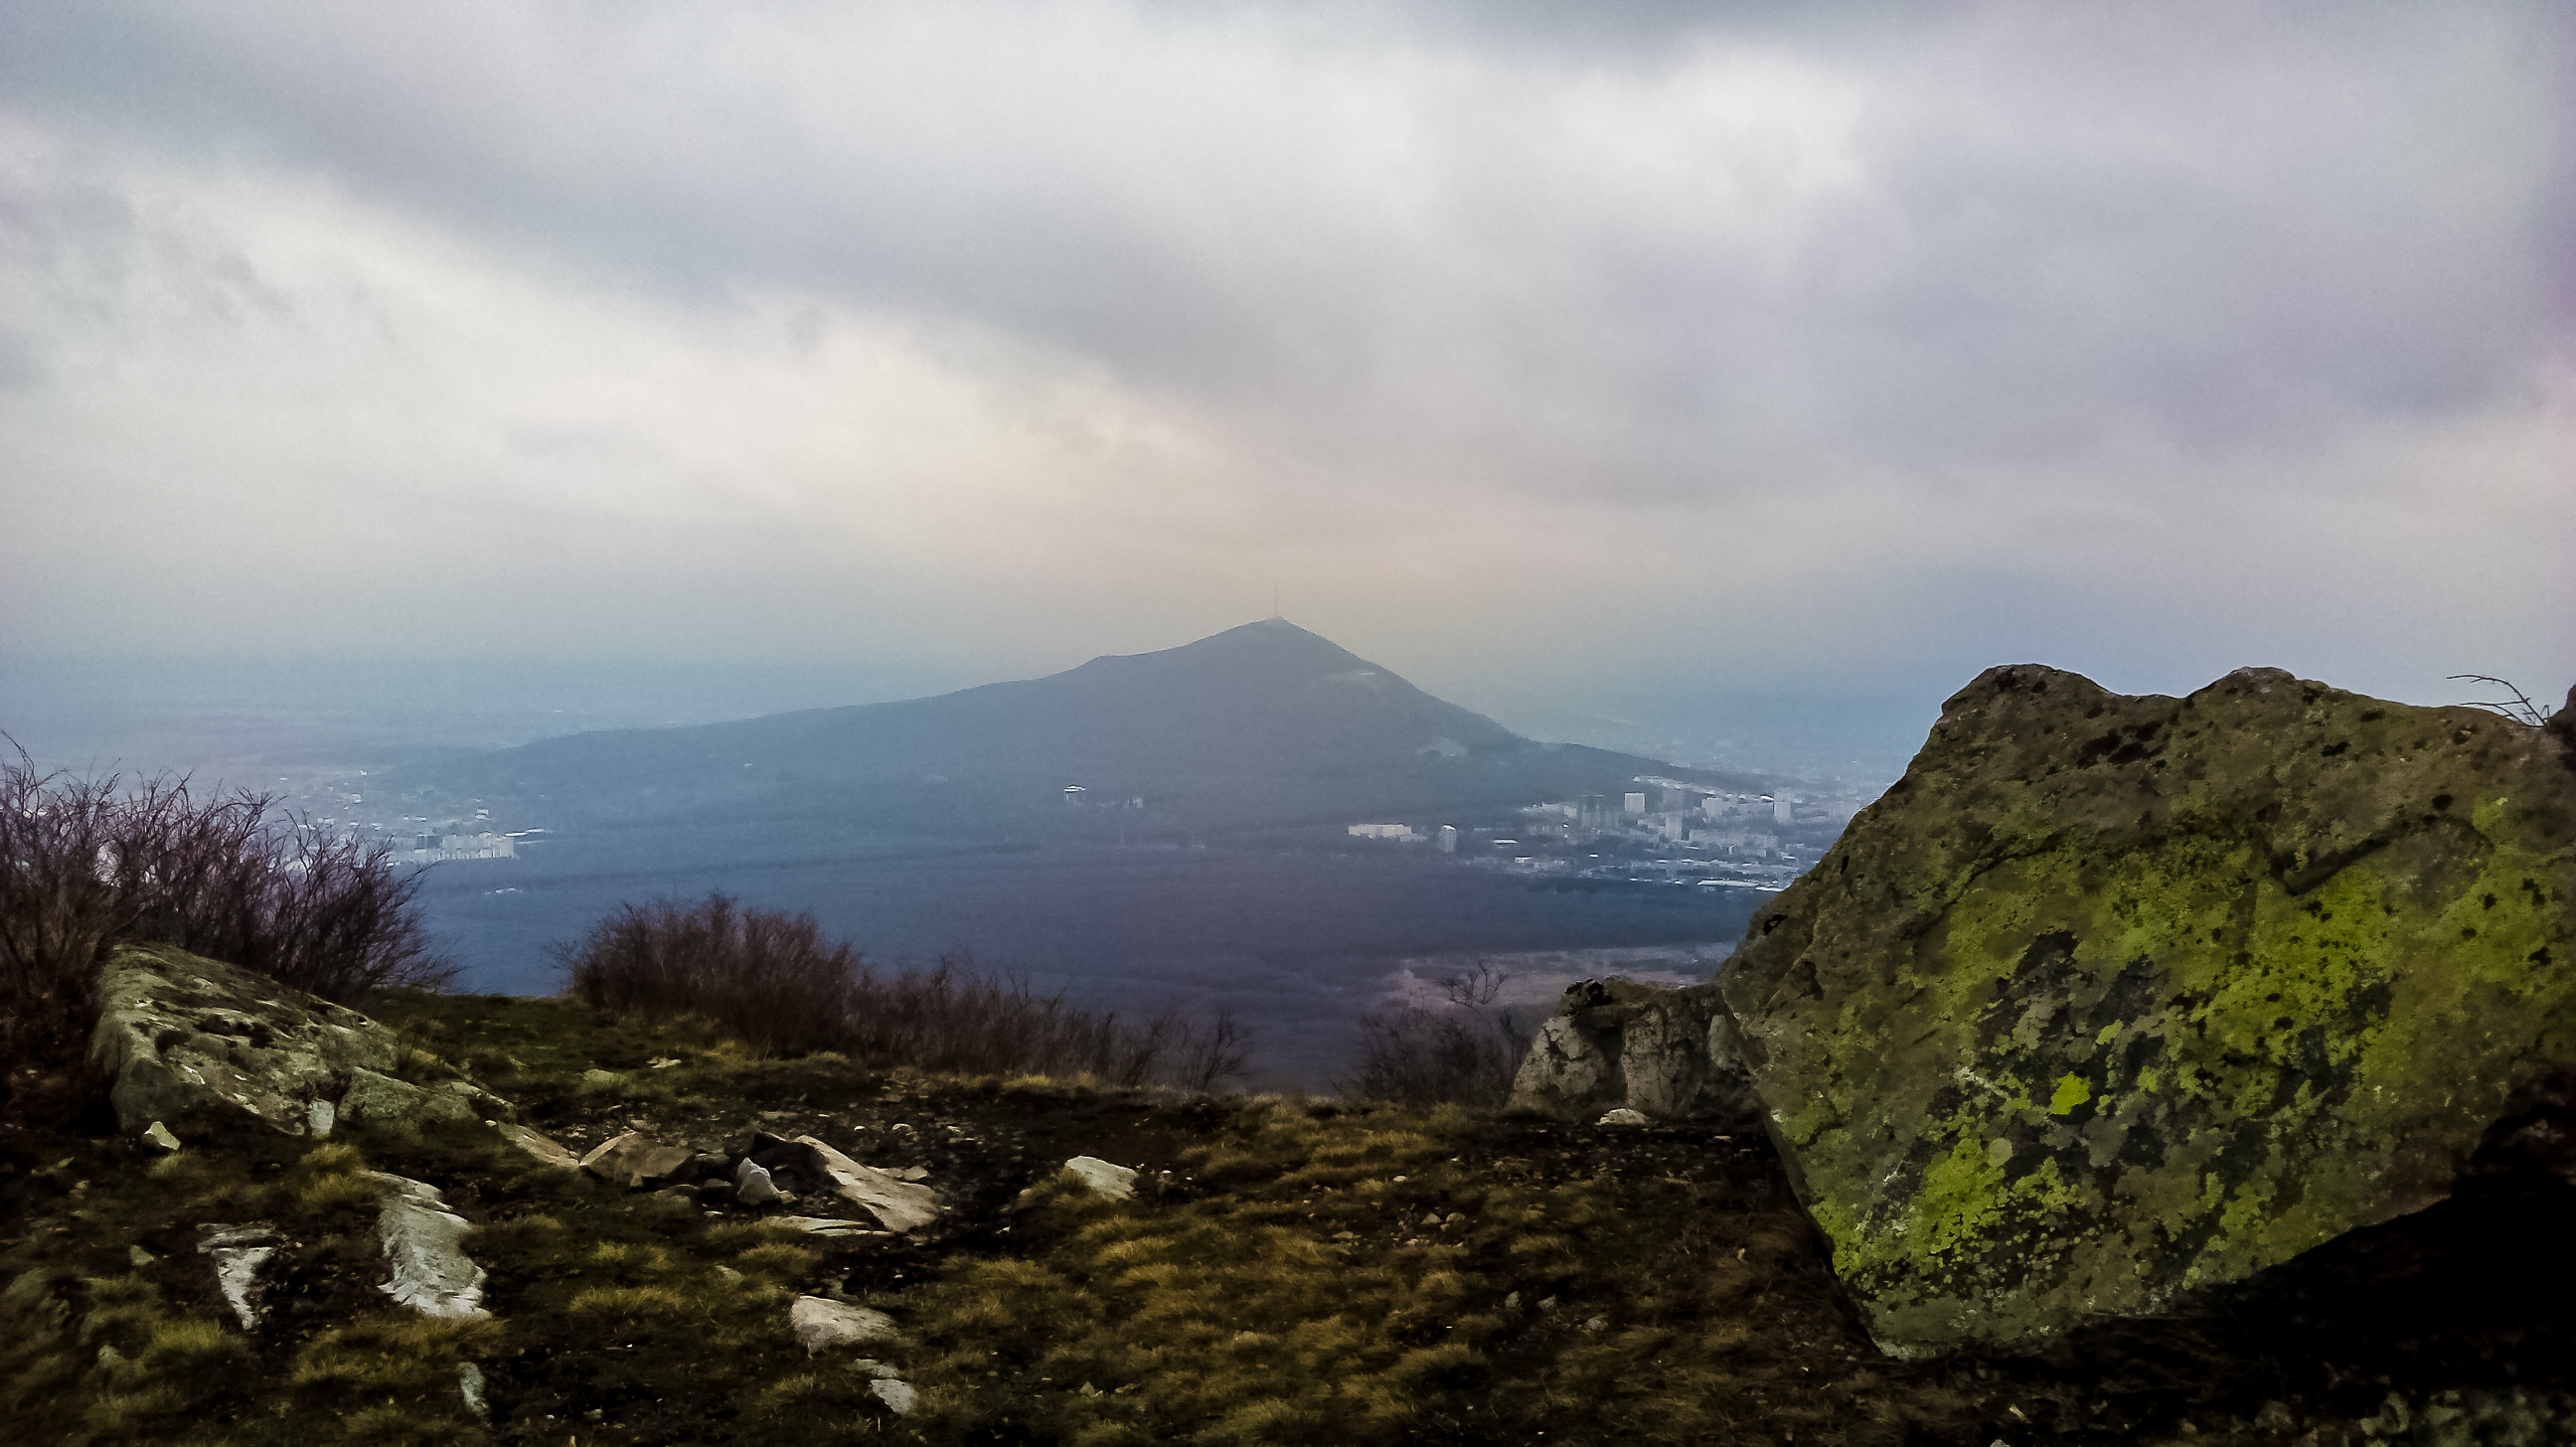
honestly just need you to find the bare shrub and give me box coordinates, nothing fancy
[557,894,859,1058]
[1,747,451,1110]
[1170,1009,1253,1096]
[102,776,452,1002]
[0,760,124,1101]
[1339,963,1531,1108]
[556,892,1253,1087]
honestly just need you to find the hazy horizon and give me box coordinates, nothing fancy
[5,1,2568,731]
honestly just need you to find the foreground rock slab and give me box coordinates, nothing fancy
[578,1131,696,1189]
[196,1222,284,1330]
[366,1172,489,1319]
[791,1135,941,1232]
[1062,1156,1137,1200]
[789,1296,896,1352]
[498,1123,580,1169]
[1720,665,2576,1358]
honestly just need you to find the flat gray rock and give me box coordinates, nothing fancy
[364,1172,488,1319]
[196,1221,283,1330]
[498,1123,579,1169]
[792,1135,940,1232]
[577,1131,697,1189]
[768,1215,882,1238]
[1063,1156,1137,1200]
[870,1378,918,1414]
[789,1295,897,1352]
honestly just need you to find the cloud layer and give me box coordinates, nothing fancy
[4,0,2568,712]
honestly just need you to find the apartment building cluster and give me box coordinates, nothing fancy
[1346,776,1864,870]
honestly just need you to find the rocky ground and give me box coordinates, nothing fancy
[4,989,2571,1445]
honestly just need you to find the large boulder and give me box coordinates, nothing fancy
[1508,979,1764,1126]
[88,943,508,1137]
[1720,665,2576,1358]
[89,944,399,1134]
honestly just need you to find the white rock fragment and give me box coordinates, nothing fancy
[870,1378,918,1414]
[1595,1107,1649,1127]
[142,1121,180,1153]
[458,1363,488,1419]
[790,1295,897,1352]
[1063,1156,1138,1201]
[196,1222,283,1330]
[364,1172,489,1319]
[768,1215,880,1238]
[735,1159,782,1206]
[307,1098,336,1138]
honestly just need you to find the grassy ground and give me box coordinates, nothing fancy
[2,993,2568,1445]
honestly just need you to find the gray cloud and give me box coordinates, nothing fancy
[1,0,2566,711]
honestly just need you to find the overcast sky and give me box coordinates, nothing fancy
[4,1,2569,724]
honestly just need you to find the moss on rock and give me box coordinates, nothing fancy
[1719,665,2576,1357]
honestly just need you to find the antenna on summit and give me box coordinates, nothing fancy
[1270,584,1282,621]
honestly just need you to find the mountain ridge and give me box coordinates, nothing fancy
[402,620,1761,836]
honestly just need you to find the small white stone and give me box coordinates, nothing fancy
[1595,1108,1649,1127]
[1062,1156,1137,1201]
[869,1378,917,1414]
[308,1099,336,1138]
[142,1121,180,1152]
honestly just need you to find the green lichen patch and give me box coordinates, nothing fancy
[1721,665,2576,1357]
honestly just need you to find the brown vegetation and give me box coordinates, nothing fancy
[555,892,1251,1091]
[1338,964,1531,1108]
[0,748,450,1116]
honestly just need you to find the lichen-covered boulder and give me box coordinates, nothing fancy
[89,944,398,1134]
[338,1066,488,1129]
[1508,979,1763,1126]
[1720,665,2576,1358]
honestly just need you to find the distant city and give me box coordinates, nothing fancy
[1340,777,1866,895]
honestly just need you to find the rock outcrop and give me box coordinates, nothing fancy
[88,945,402,1134]
[1719,665,2576,1358]
[86,943,508,1137]
[1507,978,1763,1126]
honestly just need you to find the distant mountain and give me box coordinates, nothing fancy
[402,620,1762,838]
